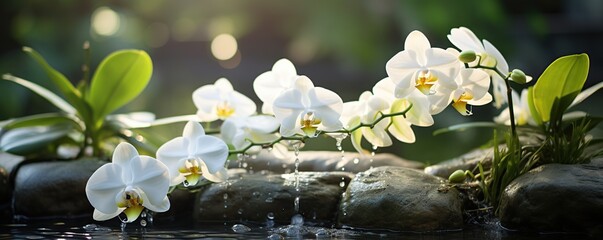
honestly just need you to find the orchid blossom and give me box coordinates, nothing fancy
[372,78,434,143]
[221,115,280,153]
[253,59,299,114]
[85,142,170,223]
[156,121,229,186]
[193,78,257,122]
[447,27,532,108]
[272,76,343,137]
[341,91,392,153]
[428,68,492,116]
[386,30,460,99]
[494,89,535,126]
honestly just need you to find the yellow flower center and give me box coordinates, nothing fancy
[416,70,438,95]
[179,159,203,186]
[452,92,474,116]
[300,112,322,137]
[216,101,235,119]
[117,190,144,222]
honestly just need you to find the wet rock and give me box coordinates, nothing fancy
[0,152,25,220]
[194,171,354,224]
[338,166,463,232]
[232,151,424,174]
[12,158,105,219]
[499,161,603,234]
[424,147,494,178]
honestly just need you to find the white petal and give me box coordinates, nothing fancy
[86,163,125,214]
[388,116,416,143]
[273,88,305,111]
[229,91,257,117]
[308,87,343,111]
[276,109,302,137]
[246,115,280,133]
[183,121,206,139]
[93,208,122,221]
[483,39,509,74]
[202,166,228,182]
[156,137,188,185]
[220,118,239,146]
[372,78,397,102]
[139,190,170,213]
[111,143,138,183]
[469,92,493,106]
[293,76,315,95]
[448,27,485,52]
[404,31,431,65]
[341,101,360,127]
[214,78,234,92]
[272,58,297,78]
[192,135,229,174]
[129,156,170,208]
[459,69,491,100]
[361,122,392,147]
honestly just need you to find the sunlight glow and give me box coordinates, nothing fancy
[211,34,238,61]
[91,7,120,36]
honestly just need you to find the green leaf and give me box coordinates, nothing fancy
[526,87,543,126]
[1,113,81,132]
[2,74,76,114]
[87,50,153,124]
[0,124,73,155]
[570,81,603,108]
[23,47,94,127]
[532,54,589,122]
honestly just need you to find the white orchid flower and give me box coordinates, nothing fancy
[221,115,280,153]
[494,89,535,126]
[85,142,170,223]
[386,30,460,99]
[272,76,343,137]
[156,121,229,186]
[253,59,299,114]
[429,69,492,116]
[372,78,433,144]
[448,27,531,108]
[193,78,257,122]
[341,91,392,153]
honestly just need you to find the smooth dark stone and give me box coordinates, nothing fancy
[231,151,424,174]
[12,158,105,219]
[499,161,603,234]
[194,170,354,225]
[0,152,25,221]
[338,166,463,232]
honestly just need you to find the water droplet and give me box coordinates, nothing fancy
[267,147,273,152]
[267,212,275,220]
[252,191,260,197]
[339,181,346,188]
[223,193,229,200]
[237,208,244,215]
[120,221,127,231]
[267,233,283,240]
[140,219,147,227]
[294,196,300,213]
[183,180,190,187]
[315,228,329,237]
[231,224,251,233]
[286,225,301,237]
[282,163,288,169]
[265,197,274,203]
[251,154,257,159]
[353,158,360,164]
[140,210,146,218]
[291,214,304,226]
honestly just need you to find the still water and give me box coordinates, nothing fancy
[0,218,596,240]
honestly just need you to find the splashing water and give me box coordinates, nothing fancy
[231,224,251,233]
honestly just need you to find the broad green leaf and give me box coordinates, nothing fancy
[23,47,94,127]
[2,74,76,114]
[570,81,603,109]
[532,54,589,122]
[0,124,73,155]
[526,87,543,126]
[1,113,81,132]
[87,50,153,124]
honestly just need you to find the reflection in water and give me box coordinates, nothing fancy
[0,219,597,240]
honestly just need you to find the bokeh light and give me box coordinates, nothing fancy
[91,7,120,36]
[211,33,238,61]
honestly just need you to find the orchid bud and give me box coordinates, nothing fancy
[448,169,466,183]
[459,50,477,63]
[510,69,527,84]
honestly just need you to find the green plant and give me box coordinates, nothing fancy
[1,45,154,158]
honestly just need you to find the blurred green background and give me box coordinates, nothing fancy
[1,0,602,164]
